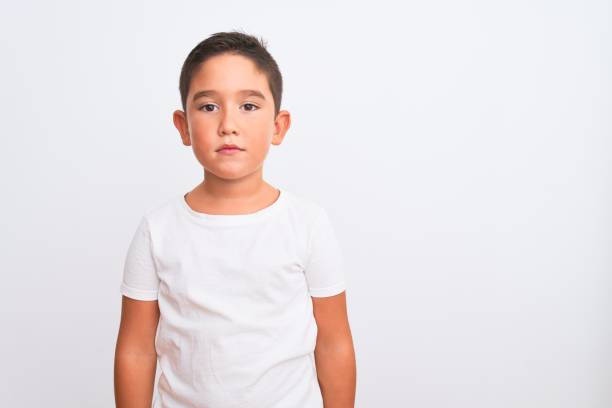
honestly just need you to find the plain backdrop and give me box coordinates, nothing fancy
[0,0,610,407]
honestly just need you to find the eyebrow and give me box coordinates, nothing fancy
[192,89,266,102]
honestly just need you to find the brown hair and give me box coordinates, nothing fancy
[178,30,283,117]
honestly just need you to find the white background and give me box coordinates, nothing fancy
[1,1,610,407]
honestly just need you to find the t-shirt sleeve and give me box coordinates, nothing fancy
[304,207,347,297]
[120,215,160,301]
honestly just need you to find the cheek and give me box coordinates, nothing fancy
[189,116,210,133]
[251,121,275,140]
[189,121,215,145]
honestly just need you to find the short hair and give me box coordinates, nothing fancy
[178,30,283,118]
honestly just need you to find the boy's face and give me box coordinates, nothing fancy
[173,53,290,181]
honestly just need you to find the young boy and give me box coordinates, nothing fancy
[114,31,356,408]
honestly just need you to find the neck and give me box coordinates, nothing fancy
[196,168,271,202]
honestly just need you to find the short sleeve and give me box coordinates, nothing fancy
[304,208,346,297]
[120,216,160,301]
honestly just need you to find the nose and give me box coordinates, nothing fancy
[219,108,239,136]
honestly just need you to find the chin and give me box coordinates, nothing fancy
[206,167,255,180]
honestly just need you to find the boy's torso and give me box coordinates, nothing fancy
[147,189,324,407]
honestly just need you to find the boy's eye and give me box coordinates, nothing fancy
[198,103,259,112]
[200,104,217,112]
[242,103,259,112]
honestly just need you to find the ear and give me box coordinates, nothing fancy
[271,110,291,146]
[173,110,191,146]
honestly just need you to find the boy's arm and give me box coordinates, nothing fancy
[114,295,160,408]
[312,291,357,408]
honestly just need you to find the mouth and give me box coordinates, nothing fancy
[216,144,244,152]
[217,147,244,154]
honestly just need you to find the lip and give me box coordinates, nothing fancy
[217,147,244,155]
[217,144,244,152]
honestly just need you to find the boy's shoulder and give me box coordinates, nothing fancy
[138,188,329,226]
[282,188,316,208]
[138,193,184,224]
[281,188,329,220]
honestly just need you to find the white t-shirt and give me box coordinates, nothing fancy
[120,188,346,408]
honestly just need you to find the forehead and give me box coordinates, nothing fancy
[189,53,270,99]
